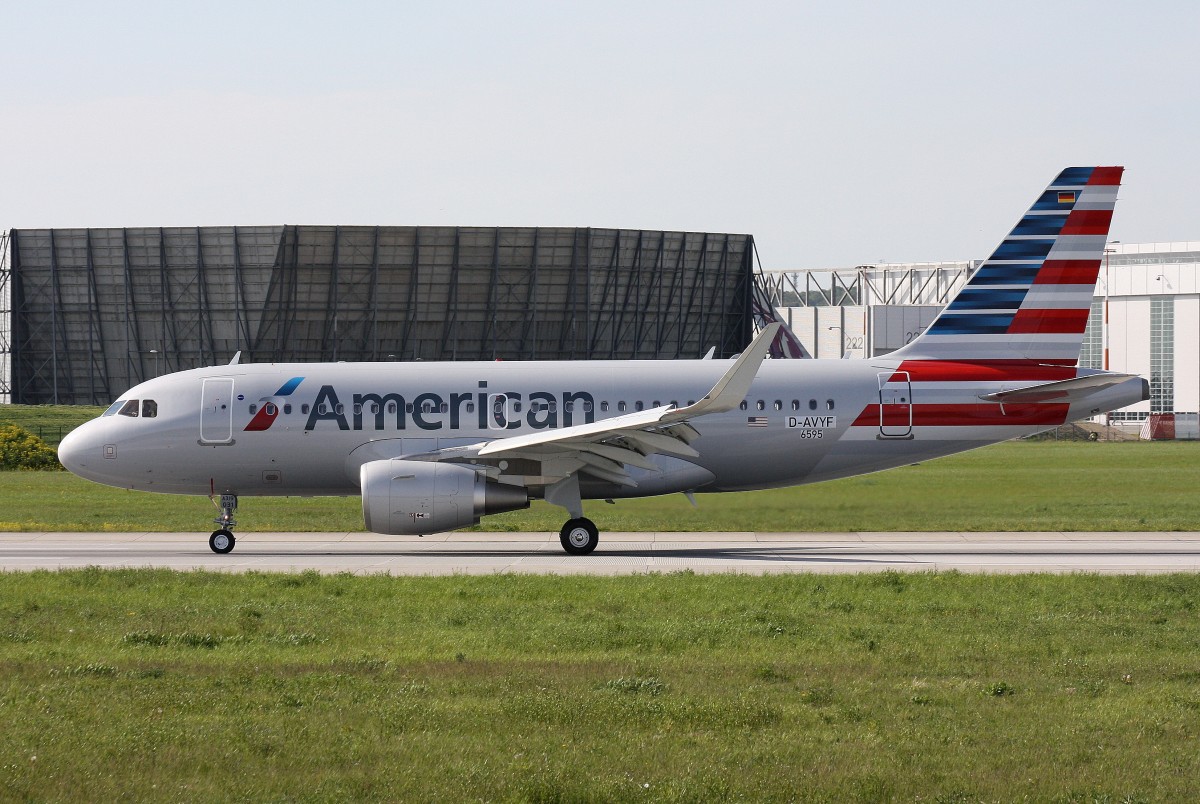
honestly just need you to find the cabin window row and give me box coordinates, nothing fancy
[740,399,836,412]
[245,398,836,417]
[244,401,602,416]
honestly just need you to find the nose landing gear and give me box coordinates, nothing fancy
[209,494,238,554]
[209,529,235,554]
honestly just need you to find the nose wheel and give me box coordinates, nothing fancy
[559,517,599,555]
[209,493,238,554]
[209,529,235,554]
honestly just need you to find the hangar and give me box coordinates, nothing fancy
[0,226,786,405]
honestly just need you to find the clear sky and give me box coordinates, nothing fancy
[2,1,1196,268]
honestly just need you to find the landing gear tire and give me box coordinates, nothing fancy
[209,529,236,554]
[560,518,599,555]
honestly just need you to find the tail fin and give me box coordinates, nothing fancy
[895,166,1122,364]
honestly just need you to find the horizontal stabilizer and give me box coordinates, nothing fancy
[979,373,1139,404]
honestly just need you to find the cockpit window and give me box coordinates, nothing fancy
[118,400,140,417]
[102,400,126,417]
[142,400,158,418]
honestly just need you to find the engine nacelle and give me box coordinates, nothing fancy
[360,459,529,535]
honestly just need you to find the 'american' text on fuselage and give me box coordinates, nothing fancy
[304,384,597,432]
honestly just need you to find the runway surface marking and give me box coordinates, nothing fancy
[2,531,1199,574]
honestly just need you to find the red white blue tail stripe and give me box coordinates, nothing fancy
[838,167,1135,441]
[896,166,1122,364]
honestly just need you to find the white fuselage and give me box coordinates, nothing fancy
[58,355,1146,501]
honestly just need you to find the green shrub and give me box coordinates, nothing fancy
[0,424,62,470]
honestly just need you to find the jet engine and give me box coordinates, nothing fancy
[360,459,529,535]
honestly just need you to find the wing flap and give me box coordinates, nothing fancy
[618,430,700,458]
[581,442,660,471]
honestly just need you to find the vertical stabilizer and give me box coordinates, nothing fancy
[895,166,1122,364]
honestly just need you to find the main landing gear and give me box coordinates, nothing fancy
[547,475,600,555]
[559,517,599,555]
[209,493,237,554]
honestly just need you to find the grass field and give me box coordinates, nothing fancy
[0,570,1196,801]
[0,404,105,446]
[3,409,1198,799]
[2,440,1198,533]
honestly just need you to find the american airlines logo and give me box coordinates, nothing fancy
[243,377,305,432]
[303,383,597,433]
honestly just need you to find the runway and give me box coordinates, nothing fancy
[1,531,1199,574]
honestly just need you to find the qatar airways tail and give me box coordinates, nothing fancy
[58,167,1146,555]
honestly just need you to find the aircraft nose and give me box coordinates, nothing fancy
[58,424,96,476]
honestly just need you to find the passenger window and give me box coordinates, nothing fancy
[773,400,782,411]
[635,401,644,412]
[756,400,765,411]
[809,399,818,411]
[565,402,574,412]
[353,404,362,415]
[618,402,627,412]
[791,400,800,411]
[336,404,345,415]
[827,399,835,411]
[265,403,277,416]
[283,403,292,415]
[119,400,140,417]
[739,401,748,411]
[301,404,310,414]
[513,402,522,413]
[653,400,661,407]
[318,403,328,415]
[142,400,157,418]
[440,403,449,413]
[466,402,475,413]
[387,402,397,414]
[601,401,609,412]
[370,403,380,414]
[249,404,258,414]
[584,401,594,412]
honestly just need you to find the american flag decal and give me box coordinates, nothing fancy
[747,416,768,427]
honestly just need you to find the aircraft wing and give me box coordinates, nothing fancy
[462,323,780,488]
[978,372,1140,405]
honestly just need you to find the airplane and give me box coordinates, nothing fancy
[58,166,1147,555]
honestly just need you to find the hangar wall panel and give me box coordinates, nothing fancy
[1174,296,1200,414]
[1109,298,1151,415]
[8,226,755,405]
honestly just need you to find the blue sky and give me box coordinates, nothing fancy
[2,1,1196,267]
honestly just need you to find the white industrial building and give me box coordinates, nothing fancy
[761,241,1200,433]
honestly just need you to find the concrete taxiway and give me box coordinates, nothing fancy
[1,531,1199,574]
